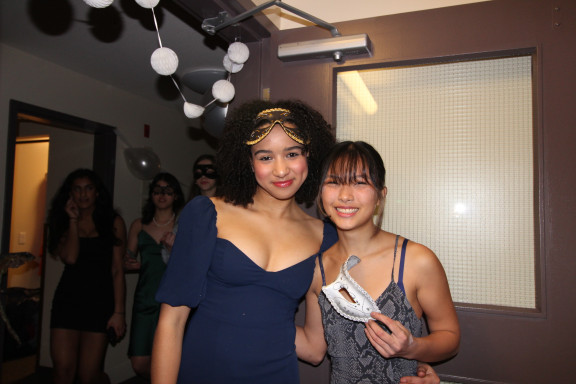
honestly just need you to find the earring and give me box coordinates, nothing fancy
[374,199,384,216]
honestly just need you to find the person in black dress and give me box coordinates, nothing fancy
[47,169,127,384]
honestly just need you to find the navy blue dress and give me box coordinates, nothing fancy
[156,196,337,384]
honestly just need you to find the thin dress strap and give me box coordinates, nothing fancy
[318,253,327,286]
[390,235,400,280]
[397,238,409,295]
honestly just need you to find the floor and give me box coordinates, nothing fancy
[10,366,149,384]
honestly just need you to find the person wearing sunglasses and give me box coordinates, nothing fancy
[124,172,185,379]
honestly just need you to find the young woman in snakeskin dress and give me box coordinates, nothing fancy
[296,141,460,383]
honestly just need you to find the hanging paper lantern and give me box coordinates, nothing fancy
[124,147,161,180]
[212,80,235,103]
[82,0,114,8]
[223,55,243,74]
[151,47,178,76]
[227,42,249,64]
[135,0,160,9]
[183,102,204,118]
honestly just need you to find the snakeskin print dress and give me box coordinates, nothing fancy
[318,236,423,384]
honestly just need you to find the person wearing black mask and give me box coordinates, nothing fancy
[188,154,219,201]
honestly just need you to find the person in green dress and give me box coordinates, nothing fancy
[124,172,185,379]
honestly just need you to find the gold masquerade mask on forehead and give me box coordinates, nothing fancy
[246,108,310,145]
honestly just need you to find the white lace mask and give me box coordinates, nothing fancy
[321,255,380,323]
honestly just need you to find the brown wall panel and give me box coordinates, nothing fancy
[230,0,576,382]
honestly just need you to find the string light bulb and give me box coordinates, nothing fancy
[150,47,179,76]
[134,0,160,8]
[82,0,114,8]
[184,102,205,118]
[212,80,235,103]
[227,42,250,64]
[83,0,249,122]
[223,55,243,73]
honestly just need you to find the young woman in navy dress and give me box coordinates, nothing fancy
[152,100,336,384]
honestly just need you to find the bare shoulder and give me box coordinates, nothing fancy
[405,240,445,275]
[298,209,324,232]
[210,196,237,215]
[316,243,342,281]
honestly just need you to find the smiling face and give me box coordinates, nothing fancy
[321,162,386,232]
[70,177,98,210]
[250,124,308,201]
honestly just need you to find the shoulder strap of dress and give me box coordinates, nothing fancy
[397,238,409,295]
[318,254,327,286]
[390,234,400,280]
[320,220,338,253]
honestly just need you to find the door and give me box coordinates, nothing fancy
[0,100,117,380]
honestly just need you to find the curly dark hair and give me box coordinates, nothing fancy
[142,172,185,224]
[216,99,335,206]
[47,169,118,254]
[188,154,219,200]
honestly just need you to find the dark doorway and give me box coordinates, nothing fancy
[0,100,117,382]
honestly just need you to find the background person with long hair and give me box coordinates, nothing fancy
[47,169,127,384]
[124,172,185,379]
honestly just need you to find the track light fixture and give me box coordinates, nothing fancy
[202,0,372,62]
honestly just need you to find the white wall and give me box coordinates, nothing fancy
[0,43,214,382]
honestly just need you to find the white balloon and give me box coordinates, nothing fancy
[212,80,235,103]
[183,102,204,118]
[151,47,178,76]
[135,0,160,9]
[227,42,250,64]
[83,0,114,8]
[223,54,243,74]
[124,147,161,180]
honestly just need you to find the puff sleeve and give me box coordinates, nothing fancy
[155,196,217,308]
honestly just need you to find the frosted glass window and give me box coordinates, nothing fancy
[336,56,535,308]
